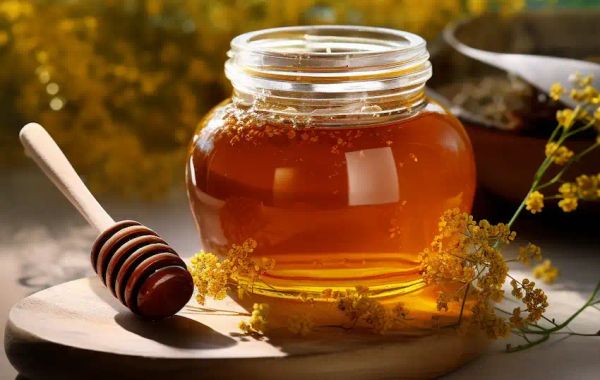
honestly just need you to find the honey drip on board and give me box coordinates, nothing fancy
[187,102,476,326]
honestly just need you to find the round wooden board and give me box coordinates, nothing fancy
[5,277,487,380]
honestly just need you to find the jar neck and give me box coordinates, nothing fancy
[225,26,432,125]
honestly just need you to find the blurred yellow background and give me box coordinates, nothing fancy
[0,0,592,199]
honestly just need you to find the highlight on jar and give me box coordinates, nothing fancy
[186,26,476,329]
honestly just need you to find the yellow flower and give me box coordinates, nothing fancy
[549,83,564,101]
[239,303,270,335]
[335,286,397,334]
[533,260,559,284]
[570,82,599,103]
[555,109,575,129]
[558,196,578,212]
[509,307,525,328]
[510,279,523,299]
[525,191,544,214]
[575,174,599,200]
[188,239,274,305]
[558,182,578,197]
[579,75,594,87]
[518,278,548,322]
[594,107,600,121]
[545,142,574,165]
[517,243,542,265]
[570,72,593,87]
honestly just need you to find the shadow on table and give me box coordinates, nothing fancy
[87,276,236,349]
[115,311,236,349]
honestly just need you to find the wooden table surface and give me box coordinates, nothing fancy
[1,169,599,379]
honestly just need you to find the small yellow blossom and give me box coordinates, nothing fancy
[510,279,523,299]
[533,260,560,284]
[549,83,564,101]
[518,279,548,322]
[558,196,578,212]
[558,182,580,212]
[287,314,314,336]
[525,191,544,214]
[188,239,274,305]
[579,74,594,87]
[570,85,599,104]
[509,307,525,328]
[558,182,578,197]
[556,109,575,129]
[188,251,230,305]
[239,303,270,335]
[336,286,395,334]
[570,72,593,87]
[517,243,542,265]
[545,142,574,165]
[575,174,599,200]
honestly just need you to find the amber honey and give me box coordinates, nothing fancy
[187,103,475,318]
[186,26,476,326]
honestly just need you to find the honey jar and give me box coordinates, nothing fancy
[186,26,476,327]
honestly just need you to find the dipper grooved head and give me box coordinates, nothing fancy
[91,220,193,319]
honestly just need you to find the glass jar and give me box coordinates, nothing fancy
[186,26,475,327]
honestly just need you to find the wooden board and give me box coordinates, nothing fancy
[5,277,487,380]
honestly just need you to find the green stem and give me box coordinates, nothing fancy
[507,333,550,353]
[507,156,553,229]
[536,142,600,191]
[544,280,600,333]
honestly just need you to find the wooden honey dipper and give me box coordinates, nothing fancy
[19,123,194,319]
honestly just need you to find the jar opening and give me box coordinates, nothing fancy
[226,26,432,121]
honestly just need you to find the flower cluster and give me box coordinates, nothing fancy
[419,208,554,339]
[517,243,542,265]
[556,174,600,212]
[533,260,560,284]
[420,209,514,289]
[188,239,274,305]
[525,191,545,214]
[545,142,574,165]
[525,75,600,215]
[334,286,409,334]
[510,279,548,323]
[239,303,270,335]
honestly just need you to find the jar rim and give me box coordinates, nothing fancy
[230,25,426,60]
[226,25,432,120]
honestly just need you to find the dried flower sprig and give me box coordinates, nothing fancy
[188,238,274,305]
[239,303,270,335]
[520,73,600,217]
[334,286,410,334]
[421,73,600,350]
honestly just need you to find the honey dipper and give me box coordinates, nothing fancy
[19,123,194,319]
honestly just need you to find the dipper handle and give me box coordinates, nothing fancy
[19,123,114,232]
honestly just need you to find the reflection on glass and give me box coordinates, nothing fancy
[345,147,400,206]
